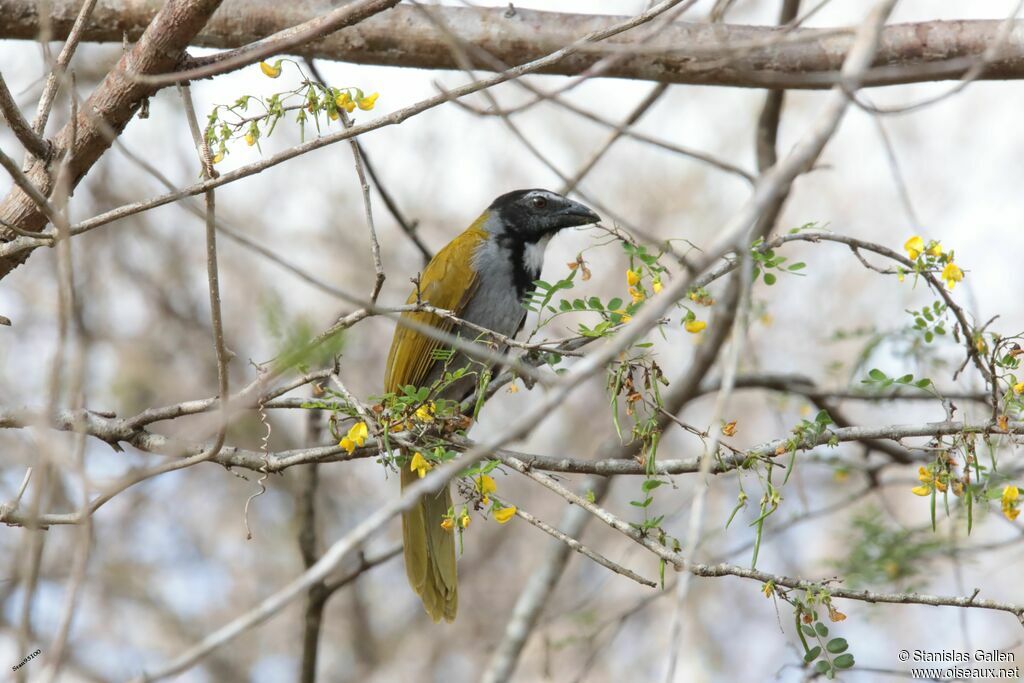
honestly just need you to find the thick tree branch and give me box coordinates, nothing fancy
[1,2,1023,89]
[0,0,225,278]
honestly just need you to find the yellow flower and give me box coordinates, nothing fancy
[652,278,663,294]
[897,270,905,283]
[335,92,355,113]
[259,60,282,78]
[458,512,471,529]
[722,420,737,437]
[762,581,774,598]
[244,132,256,147]
[328,109,339,121]
[1013,382,1024,395]
[440,517,454,532]
[494,506,517,524]
[827,605,847,622]
[942,261,963,290]
[904,235,924,260]
[912,466,934,496]
[340,421,368,454]
[409,451,431,479]
[476,474,497,496]
[415,402,435,423]
[626,269,641,287]
[1003,485,1019,504]
[927,241,943,258]
[913,465,949,496]
[1002,485,1020,521]
[211,152,224,164]
[357,92,379,110]
[684,319,706,334]
[629,286,645,304]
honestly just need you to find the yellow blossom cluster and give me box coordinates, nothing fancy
[437,473,516,531]
[1003,485,1020,521]
[902,235,963,290]
[441,509,475,531]
[415,402,435,423]
[911,465,962,497]
[340,421,368,454]
[626,269,645,304]
[476,474,497,505]
[334,90,379,114]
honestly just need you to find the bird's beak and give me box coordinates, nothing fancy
[556,199,601,228]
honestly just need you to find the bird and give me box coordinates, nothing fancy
[384,189,600,622]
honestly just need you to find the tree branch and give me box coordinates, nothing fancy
[0,0,225,278]
[2,1,1023,89]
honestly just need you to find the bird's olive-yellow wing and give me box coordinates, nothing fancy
[384,219,486,394]
[386,217,488,622]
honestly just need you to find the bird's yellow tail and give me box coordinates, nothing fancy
[401,466,458,622]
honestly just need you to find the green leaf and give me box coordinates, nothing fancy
[763,272,777,286]
[559,299,573,312]
[803,646,822,663]
[826,638,848,654]
[642,479,665,492]
[788,262,806,271]
[814,622,828,637]
[607,297,623,311]
[966,486,974,535]
[814,660,832,675]
[588,296,604,310]
[868,368,887,381]
[915,378,932,388]
[573,299,586,311]
[801,624,816,638]
[896,374,914,384]
[833,654,855,669]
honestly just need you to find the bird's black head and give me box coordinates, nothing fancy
[488,189,600,242]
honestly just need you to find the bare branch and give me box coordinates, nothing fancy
[2,2,1024,89]
[0,73,51,160]
[511,503,658,589]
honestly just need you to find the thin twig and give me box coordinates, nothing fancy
[512,503,657,588]
[30,0,99,134]
[0,72,51,159]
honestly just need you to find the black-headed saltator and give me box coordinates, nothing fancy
[384,189,600,622]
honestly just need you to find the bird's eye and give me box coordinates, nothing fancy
[530,196,548,210]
